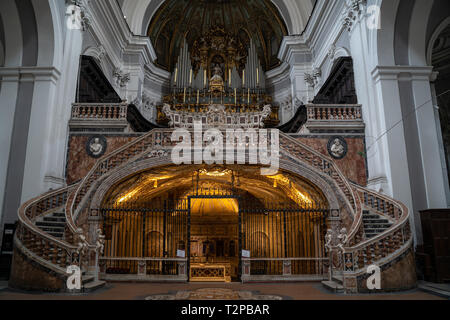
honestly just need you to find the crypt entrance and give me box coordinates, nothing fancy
[99,165,329,282]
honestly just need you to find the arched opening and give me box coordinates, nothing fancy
[431,23,450,189]
[99,164,330,281]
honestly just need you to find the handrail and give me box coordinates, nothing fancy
[71,102,128,121]
[343,183,412,272]
[15,185,80,275]
[279,133,359,215]
[306,104,362,121]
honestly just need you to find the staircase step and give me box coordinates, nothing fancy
[332,274,344,284]
[42,217,66,223]
[37,227,65,233]
[52,212,66,217]
[83,280,106,292]
[36,221,66,228]
[322,280,344,293]
[82,275,95,284]
[363,218,390,223]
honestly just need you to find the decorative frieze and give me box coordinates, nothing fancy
[342,0,367,32]
[113,68,131,88]
[304,69,322,88]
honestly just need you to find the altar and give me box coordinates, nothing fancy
[190,263,232,282]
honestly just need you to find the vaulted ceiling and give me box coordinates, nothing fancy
[146,0,288,72]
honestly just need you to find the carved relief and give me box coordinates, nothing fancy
[327,136,348,160]
[86,135,107,158]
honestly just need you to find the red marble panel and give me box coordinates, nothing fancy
[296,137,367,186]
[66,135,135,184]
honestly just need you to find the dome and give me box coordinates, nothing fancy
[147,0,288,72]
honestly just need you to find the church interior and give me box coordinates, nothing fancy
[0,0,449,300]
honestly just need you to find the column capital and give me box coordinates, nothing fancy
[342,0,367,33]
[65,0,91,32]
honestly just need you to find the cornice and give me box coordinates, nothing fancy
[371,66,434,82]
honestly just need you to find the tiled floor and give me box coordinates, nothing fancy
[0,282,445,300]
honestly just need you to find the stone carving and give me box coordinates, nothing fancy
[86,135,107,158]
[162,103,272,129]
[76,228,89,256]
[66,0,91,31]
[327,136,348,159]
[342,0,367,32]
[328,44,337,61]
[304,68,322,88]
[113,68,131,88]
[96,229,105,255]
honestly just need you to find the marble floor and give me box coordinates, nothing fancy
[0,282,446,300]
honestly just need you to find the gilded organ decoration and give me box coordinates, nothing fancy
[191,26,248,80]
[147,0,287,72]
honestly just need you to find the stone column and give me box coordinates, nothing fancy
[278,37,314,111]
[21,1,86,203]
[345,0,391,195]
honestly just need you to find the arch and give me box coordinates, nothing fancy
[408,0,434,66]
[323,46,351,81]
[0,0,24,67]
[120,0,314,37]
[82,46,108,75]
[375,0,400,66]
[89,156,350,224]
[427,17,450,65]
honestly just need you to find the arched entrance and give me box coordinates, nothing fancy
[98,165,329,282]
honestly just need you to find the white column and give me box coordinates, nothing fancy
[372,67,418,243]
[348,14,390,194]
[410,68,449,208]
[21,10,84,202]
[0,71,20,221]
[21,67,61,203]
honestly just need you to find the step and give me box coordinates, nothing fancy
[364,224,391,230]
[82,275,95,284]
[36,221,66,228]
[363,218,390,223]
[332,274,344,284]
[83,280,106,293]
[52,212,66,218]
[322,280,344,293]
[37,227,66,233]
[43,217,66,223]
[363,214,383,219]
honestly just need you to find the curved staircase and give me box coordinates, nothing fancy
[9,128,416,293]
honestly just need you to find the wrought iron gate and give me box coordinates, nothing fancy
[240,203,329,277]
[101,199,188,276]
[101,197,328,280]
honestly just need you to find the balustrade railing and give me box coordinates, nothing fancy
[342,183,412,273]
[306,104,362,121]
[15,186,80,274]
[71,103,128,121]
[241,258,328,279]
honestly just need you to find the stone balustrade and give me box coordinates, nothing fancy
[15,186,80,274]
[343,184,412,274]
[306,104,362,121]
[71,103,128,121]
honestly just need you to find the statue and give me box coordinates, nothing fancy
[209,64,225,93]
[211,64,223,81]
[330,138,345,158]
[89,138,103,157]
